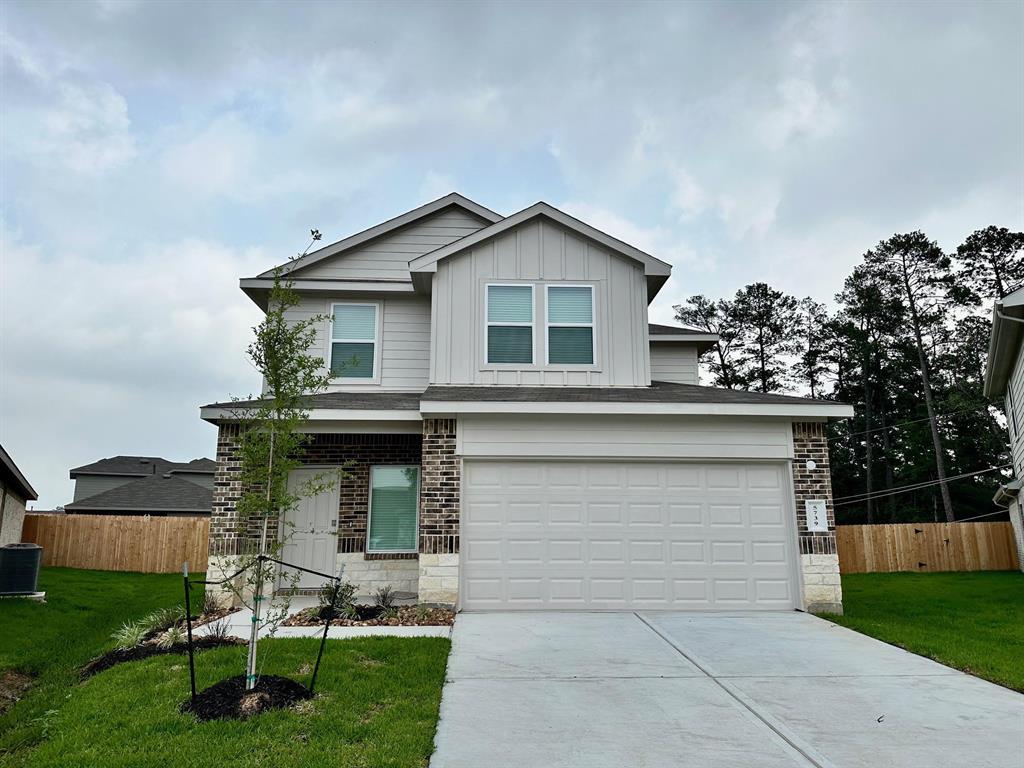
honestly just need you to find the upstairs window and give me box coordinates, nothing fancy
[330,303,377,379]
[547,285,594,364]
[486,284,534,364]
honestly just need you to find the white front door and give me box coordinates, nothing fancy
[279,468,339,590]
[461,460,798,610]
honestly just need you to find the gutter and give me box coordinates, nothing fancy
[993,478,1021,506]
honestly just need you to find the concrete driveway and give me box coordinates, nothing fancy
[430,612,1024,768]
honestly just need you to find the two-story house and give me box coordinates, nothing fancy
[985,285,1024,572]
[201,194,852,612]
[65,456,215,516]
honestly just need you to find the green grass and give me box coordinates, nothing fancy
[0,567,450,768]
[820,571,1024,692]
[0,567,197,759]
[18,637,450,768]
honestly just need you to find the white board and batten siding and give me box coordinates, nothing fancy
[430,218,652,387]
[649,342,699,385]
[292,208,490,282]
[283,293,432,391]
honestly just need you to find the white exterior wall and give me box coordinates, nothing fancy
[1008,342,1024,477]
[291,208,488,282]
[0,485,27,546]
[649,343,700,385]
[429,218,651,387]
[283,293,432,391]
[458,414,794,461]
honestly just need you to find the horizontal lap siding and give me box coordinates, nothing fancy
[284,294,431,391]
[431,218,650,387]
[650,343,700,385]
[1009,344,1024,476]
[459,414,794,460]
[292,209,489,281]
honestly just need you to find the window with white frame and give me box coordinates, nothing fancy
[329,303,378,379]
[546,285,594,365]
[366,465,419,552]
[486,284,534,364]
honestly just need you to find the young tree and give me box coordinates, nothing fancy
[955,225,1024,300]
[674,295,747,388]
[729,282,800,393]
[864,232,957,521]
[227,232,345,690]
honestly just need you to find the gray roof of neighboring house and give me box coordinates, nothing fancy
[421,381,844,406]
[203,392,422,411]
[648,323,714,336]
[64,473,213,513]
[70,456,216,478]
[0,443,38,502]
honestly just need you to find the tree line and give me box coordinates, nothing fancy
[674,226,1024,524]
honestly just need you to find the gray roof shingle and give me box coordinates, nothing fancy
[70,456,215,477]
[648,323,715,336]
[64,473,212,513]
[421,380,842,406]
[203,392,422,411]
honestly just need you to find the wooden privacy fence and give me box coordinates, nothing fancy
[21,513,209,573]
[837,522,1019,573]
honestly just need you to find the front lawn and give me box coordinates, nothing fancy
[820,571,1024,692]
[0,567,195,758]
[0,567,451,768]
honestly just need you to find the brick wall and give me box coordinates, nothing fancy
[207,425,422,558]
[295,433,421,554]
[419,418,460,555]
[792,421,836,555]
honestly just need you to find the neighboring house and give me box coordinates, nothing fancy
[0,444,38,546]
[201,193,853,611]
[64,456,215,517]
[984,285,1024,572]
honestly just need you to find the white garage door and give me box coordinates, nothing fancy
[461,460,798,610]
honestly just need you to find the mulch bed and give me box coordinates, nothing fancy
[80,636,244,679]
[180,674,312,721]
[282,604,454,627]
[0,670,34,715]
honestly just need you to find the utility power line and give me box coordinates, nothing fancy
[828,403,1001,443]
[832,464,1011,507]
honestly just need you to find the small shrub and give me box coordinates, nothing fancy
[374,586,396,611]
[157,624,186,649]
[415,605,429,621]
[318,580,356,620]
[202,590,222,616]
[141,606,185,634]
[112,621,149,650]
[381,606,399,620]
[206,618,231,640]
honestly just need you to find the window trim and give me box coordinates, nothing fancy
[484,283,535,366]
[328,301,382,384]
[365,464,420,554]
[544,284,596,366]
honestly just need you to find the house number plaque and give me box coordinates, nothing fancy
[805,500,829,532]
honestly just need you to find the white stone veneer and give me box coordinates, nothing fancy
[336,552,419,596]
[418,553,459,605]
[801,553,843,614]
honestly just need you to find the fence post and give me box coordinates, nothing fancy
[183,561,197,705]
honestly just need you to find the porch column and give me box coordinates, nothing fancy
[207,422,246,607]
[418,418,460,605]
[792,421,844,614]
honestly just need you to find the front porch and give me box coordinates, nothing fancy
[207,418,461,605]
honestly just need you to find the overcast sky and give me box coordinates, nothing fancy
[2,1,1022,508]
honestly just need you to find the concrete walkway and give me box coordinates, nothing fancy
[431,612,1024,768]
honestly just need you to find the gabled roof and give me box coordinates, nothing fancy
[0,443,37,502]
[984,285,1024,397]
[64,473,212,514]
[70,456,215,479]
[257,193,502,280]
[408,202,673,301]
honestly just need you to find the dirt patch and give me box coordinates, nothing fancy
[0,670,34,715]
[80,636,244,679]
[180,675,312,721]
[283,605,454,627]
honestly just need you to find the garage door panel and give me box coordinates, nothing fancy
[462,461,796,610]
